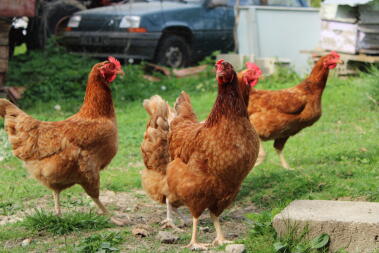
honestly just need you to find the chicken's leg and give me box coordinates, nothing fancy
[173,207,190,226]
[161,198,184,231]
[53,190,61,216]
[81,178,127,226]
[254,140,266,167]
[185,216,209,251]
[274,137,291,169]
[91,196,127,226]
[210,212,233,246]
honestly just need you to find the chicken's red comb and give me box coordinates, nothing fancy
[108,56,121,68]
[216,59,225,71]
[246,62,262,76]
[216,59,224,65]
[329,51,340,58]
[246,62,254,69]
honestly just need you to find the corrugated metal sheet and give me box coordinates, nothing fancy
[0,0,36,17]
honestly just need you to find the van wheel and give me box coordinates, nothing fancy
[156,35,190,68]
[26,0,85,50]
[45,0,85,37]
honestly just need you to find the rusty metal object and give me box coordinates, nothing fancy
[0,0,36,17]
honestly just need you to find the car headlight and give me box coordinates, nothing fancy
[67,15,81,28]
[119,16,140,28]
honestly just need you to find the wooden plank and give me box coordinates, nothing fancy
[0,46,9,59]
[0,73,5,87]
[0,58,8,73]
[0,0,36,17]
[0,36,9,46]
[301,49,379,63]
[0,21,11,33]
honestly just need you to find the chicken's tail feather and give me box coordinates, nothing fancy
[141,95,173,174]
[174,91,197,122]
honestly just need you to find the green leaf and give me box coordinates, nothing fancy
[273,241,288,252]
[310,233,329,249]
[293,244,309,253]
[101,242,111,249]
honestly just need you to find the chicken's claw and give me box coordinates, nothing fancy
[110,216,129,226]
[184,242,210,251]
[212,238,234,246]
[160,218,184,232]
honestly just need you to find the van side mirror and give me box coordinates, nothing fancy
[207,0,228,8]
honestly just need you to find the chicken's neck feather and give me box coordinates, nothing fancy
[306,59,330,90]
[78,72,115,119]
[236,72,250,107]
[205,74,248,127]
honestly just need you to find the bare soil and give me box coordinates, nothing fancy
[2,189,261,252]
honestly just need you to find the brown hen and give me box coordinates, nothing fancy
[0,57,124,225]
[239,52,343,169]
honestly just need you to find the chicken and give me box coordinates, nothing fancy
[140,96,186,230]
[239,51,343,169]
[141,60,260,250]
[237,62,262,106]
[0,56,124,225]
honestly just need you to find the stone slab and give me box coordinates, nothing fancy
[273,200,379,253]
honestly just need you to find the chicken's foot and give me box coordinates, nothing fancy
[53,190,61,216]
[210,213,233,246]
[91,197,128,226]
[275,149,292,170]
[254,141,266,167]
[161,199,184,232]
[184,217,209,251]
[274,137,292,169]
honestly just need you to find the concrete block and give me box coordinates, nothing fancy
[216,54,254,71]
[255,57,291,76]
[273,200,379,253]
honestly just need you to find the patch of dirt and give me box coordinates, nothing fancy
[1,189,261,251]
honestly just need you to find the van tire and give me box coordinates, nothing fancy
[156,35,190,68]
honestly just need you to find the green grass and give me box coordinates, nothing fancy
[22,210,112,235]
[0,51,378,251]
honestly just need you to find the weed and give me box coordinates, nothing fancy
[245,211,329,253]
[75,231,124,253]
[0,201,21,215]
[22,210,112,235]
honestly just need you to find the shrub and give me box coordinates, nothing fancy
[7,39,217,109]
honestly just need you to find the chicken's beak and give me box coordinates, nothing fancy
[337,59,344,64]
[117,69,125,79]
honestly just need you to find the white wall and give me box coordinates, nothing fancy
[237,6,320,74]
